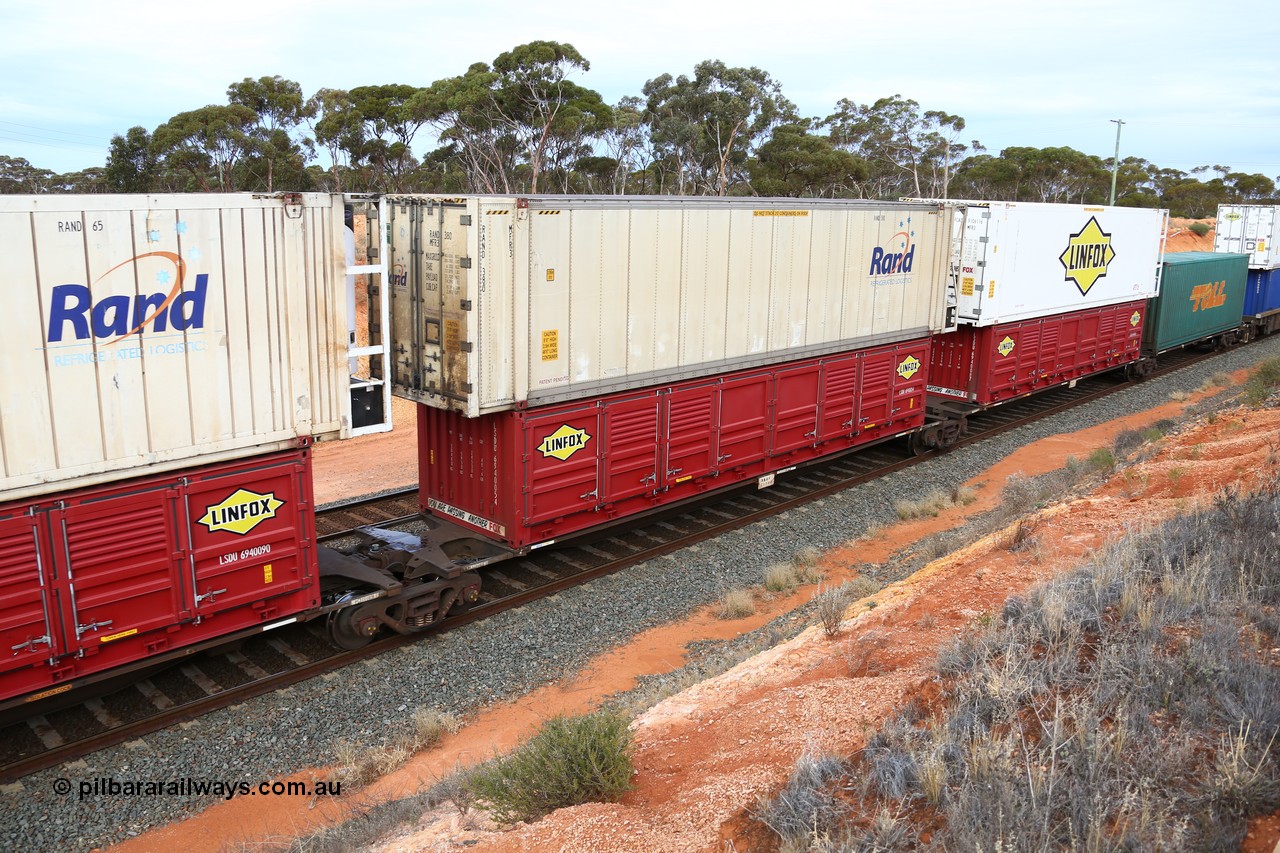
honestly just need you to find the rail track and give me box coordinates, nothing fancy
[0,344,1230,782]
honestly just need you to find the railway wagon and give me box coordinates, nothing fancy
[1216,204,1280,270]
[921,200,1167,411]
[1143,252,1249,354]
[1244,269,1280,336]
[416,338,930,549]
[0,193,395,707]
[386,195,960,417]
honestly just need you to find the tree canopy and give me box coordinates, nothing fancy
[7,41,1276,216]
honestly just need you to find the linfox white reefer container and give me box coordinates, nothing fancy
[0,193,362,502]
[1215,204,1280,269]
[387,195,960,417]
[919,200,1167,326]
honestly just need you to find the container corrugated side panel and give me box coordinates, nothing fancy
[954,202,1165,325]
[1245,269,1280,318]
[0,449,319,705]
[0,193,350,502]
[1146,252,1247,352]
[929,301,1145,407]
[392,196,955,416]
[1216,204,1280,269]
[418,339,931,549]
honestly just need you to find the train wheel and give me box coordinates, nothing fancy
[909,430,933,456]
[329,606,379,650]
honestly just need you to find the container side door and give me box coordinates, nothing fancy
[184,456,314,617]
[52,486,187,655]
[888,342,929,425]
[715,374,770,470]
[663,384,718,488]
[816,355,857,441]
[0,513,62,673]
[524,407,602,525]
[600,396,660,505]
[772,363,822,453]
[857,350,893,430]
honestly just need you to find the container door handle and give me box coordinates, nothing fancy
[196,588,228,605]
[11,635,51,655]
[804,430,817,439]
[640,472,656,485]
[716,454,733,464]
[579,490,598,501]
[76,619,113,638]
[666,468,683,477]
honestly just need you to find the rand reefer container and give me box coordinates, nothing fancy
[0,193,367,503]
[940,200,1166,325]
[417,338,931,548]
[1245,268,1280,334]
[386,195,959,417]
[927,300,1147,408]
[0,448,319,708]
[1144,252,1248,354]
[1216,204,1280,269]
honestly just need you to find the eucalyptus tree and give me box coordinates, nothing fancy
[347,84,431,192]
[642,60,796,195]
[599,96,652,194]
[151,104,258,191]
[227,75,314,192]
[824,95,970,199]
[306,88,363,191]
[413,41,611,193]
[747,121,866,197]
[104,126,158,192]
[0,155,55,193]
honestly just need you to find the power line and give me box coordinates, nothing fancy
[0,134,107,155]
[0,119,108,142]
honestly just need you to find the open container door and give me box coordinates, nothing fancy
[345,195,393,435]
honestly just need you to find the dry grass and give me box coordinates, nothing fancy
[718,588,757,619]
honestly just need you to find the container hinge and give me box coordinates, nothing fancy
[196,588,228,605]
[978,236,989,243]
[461,382,473,393]
[459,257,472,269]
[460,299,473,311]
[973,309,982,317]
[75,619,113,638]
[459,215,472,225]
[460,341,474,353]
[11,635,51,655]
[974,284,984,292]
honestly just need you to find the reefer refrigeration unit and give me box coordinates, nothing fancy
[387,195,960,417]
[0,193,391,504]
[1216,204,1280,270]
[417,339,931,549]
[1144,252,1248,354]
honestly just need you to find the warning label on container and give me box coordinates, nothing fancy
[754,210,809,217]
[444,319,460,352]
[961,276,975,296]
[541,329,559,362]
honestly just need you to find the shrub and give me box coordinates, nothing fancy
[411,707,462,750]
[467,712,634,825]
[718,588,756,619]
[1088,447,1117,471]
[814,585,852,637]
[765,563,800,593]
[1188,221,1210,237]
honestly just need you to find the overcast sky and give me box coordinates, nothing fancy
[3,0,1278,182]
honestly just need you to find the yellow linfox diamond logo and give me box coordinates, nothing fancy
[198,489,284,535]
[538,425,591,460]
[997,336,1016,357]
[895,355,921,380]
[1059,216,1116,297]
[1131,310,1142,326]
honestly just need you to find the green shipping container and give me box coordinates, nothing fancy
[1145,252,1248,354]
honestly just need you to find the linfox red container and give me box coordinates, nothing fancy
[927,300,1147,407]
[0,449,318,706]
[418,338,932,549]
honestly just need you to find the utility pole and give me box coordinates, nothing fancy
[1109,119,1125,205]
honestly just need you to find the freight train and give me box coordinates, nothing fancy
[1,192,1273,712]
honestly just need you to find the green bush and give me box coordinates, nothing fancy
[1188,221,1211,237]
[467,711,634,824]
